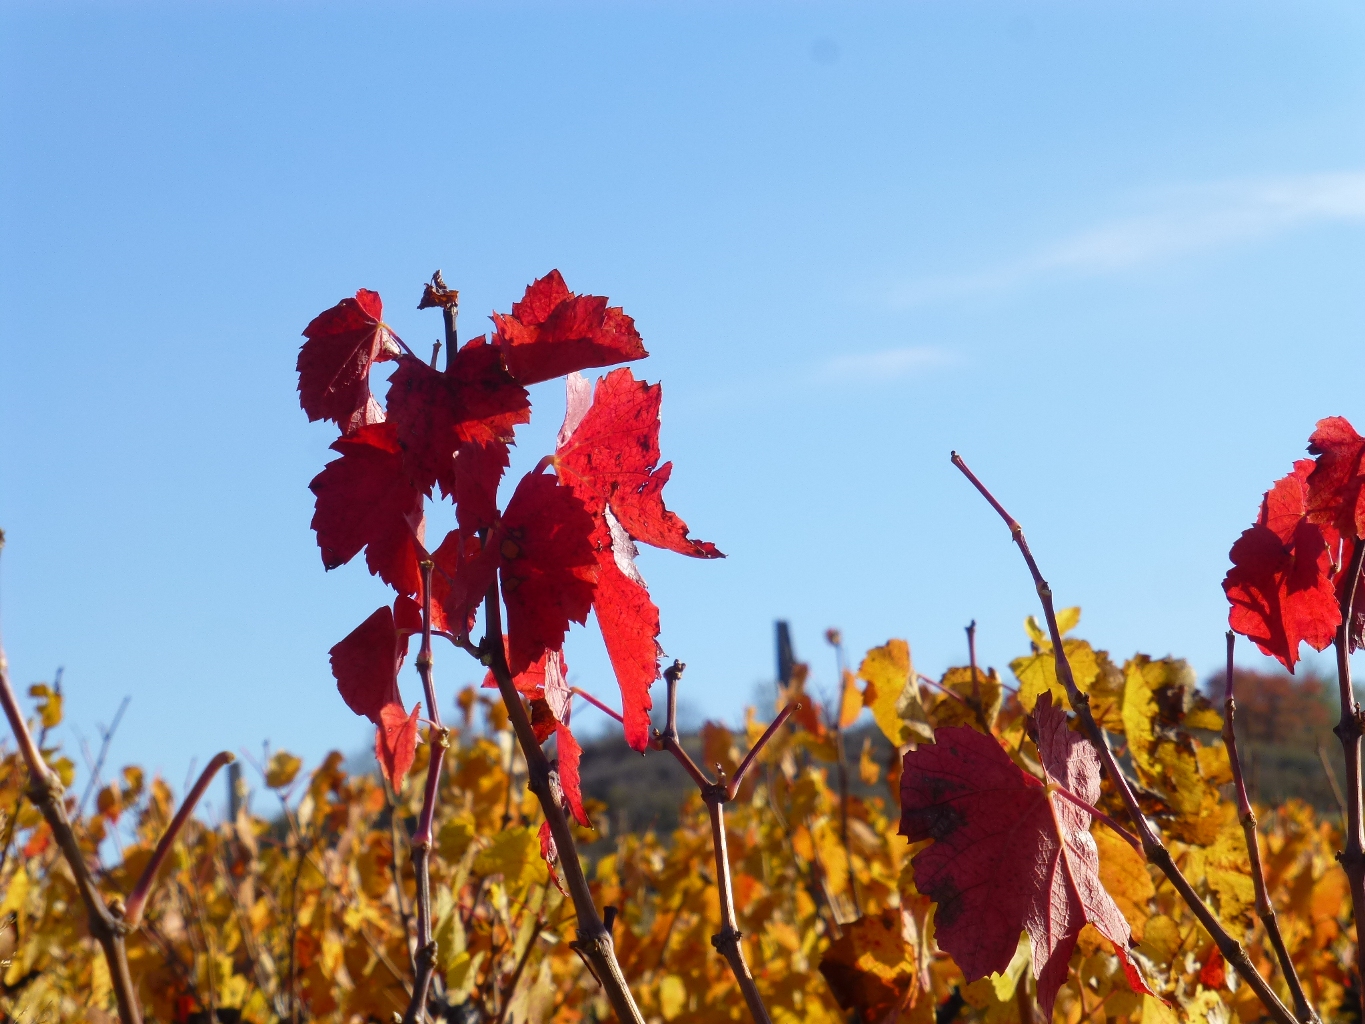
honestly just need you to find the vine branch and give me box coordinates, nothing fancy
[951,450,1301,1024]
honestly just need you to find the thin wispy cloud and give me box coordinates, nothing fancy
[818,346,956,381]
[893,171,1365,305]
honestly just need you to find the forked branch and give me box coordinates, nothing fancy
[951,451,1300,1024]
[653,659,793,1024]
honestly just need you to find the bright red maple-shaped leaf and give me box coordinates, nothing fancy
[554,369,721,750]
[329,597,423,722]
[432,468,598,676]
[385,339,529,525]
[309,421,426,597]
[899,694,1148,1021]
[375,701,421,789]
[492,270,648,387]
[1308,416,1365,543]
[1224,459,1340,671]
[591,512,662,751]
[297,289,398,434]
[556,369,722,557]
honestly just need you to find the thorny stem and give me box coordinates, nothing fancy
[404,560,450,1024]
[124,751,235,927]
[1332,538,1365,1023]
[951,451,1301,1024]
[478,578,646,1024]
[825,631,861,917]
[654,660,774,1024]
[1223,632,1318,1022]
[0,639,143,1024]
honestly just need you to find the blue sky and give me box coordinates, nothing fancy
[2,1,1363,797]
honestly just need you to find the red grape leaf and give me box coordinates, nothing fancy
[330,599,422,723]
[375,701,421,790]
[385,340,529,512]
[297,289,399,434]
[898,694,1147,1021]
[555,720,590,828]
[1308,416,1365,542]
[1224,460,1339,671]
[493,270,647,387]
[498,469,599,676]
[538,820,568,896]
[429,527,495,639]
[1339,538,1365,652]
[309,421,426,597]
[481,640,565,698]
[592,511,662,751]
[556,369,722,558]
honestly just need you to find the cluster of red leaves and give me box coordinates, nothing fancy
[1223,416,1365,670]
[297,271,721,801]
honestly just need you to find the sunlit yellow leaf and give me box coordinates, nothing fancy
[658,973,687,1020]
[837,670,863,729]
[859,639,932,747]
[988,932,1031,1001]
[266,750,303,789]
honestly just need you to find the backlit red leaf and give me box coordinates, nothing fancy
[538,820,568,896]
[309,421,425,596]
[592,512,663,751]
[329,601,420,722]
[375,701,421,789]
[1224,460,1340,671]
[297,289,397,434]
[898,694,1146,1021]
[555,721,590,828]
[1307,416,1365,542]
[385,340,528,507]
[493,270,647,387]
[498,470,598,676]
[556,369,722,558]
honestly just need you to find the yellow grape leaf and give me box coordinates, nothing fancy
[858,736,880,786]
[988,932,1031,1001]
[837,669,863,729]
[658,974,687,1021]
[859,639,932,747]
[930,666,1003,732]
[1011,638,1102,712]
[1197,744,1233,786]
[438,813,477,862]
[266,750,303,789]
[1024,606,1082,646]
[1140,994,1181,1024]
[27,684,61,729]
[1,865,28,920]
[1138,914,1183,969]
[473,826,545,894]
[89,948,112,1008]
[701,721,737,777]
[817,910,914,1021]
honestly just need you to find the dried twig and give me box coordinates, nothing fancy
[951,451,1300,1024]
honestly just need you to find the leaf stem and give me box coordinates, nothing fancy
[1046,783,1142,854]
[951,450,1302,1024]
[478,579,645,1024]
[570,686,625,724]
[654,660,774,1024]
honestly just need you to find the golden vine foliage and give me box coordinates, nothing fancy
[0,610,1356,1022]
